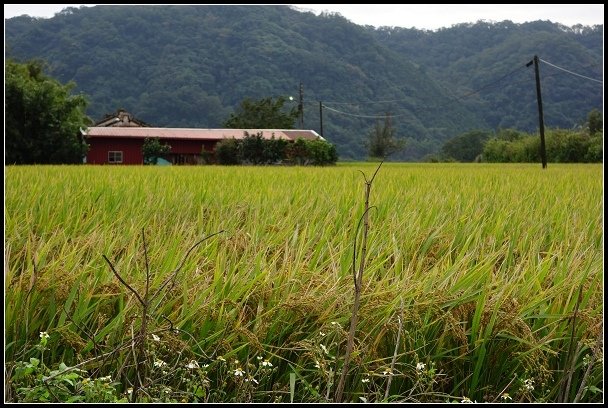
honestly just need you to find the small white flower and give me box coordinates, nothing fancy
[154,359,167,368]
[40,332,50,339]
[382,368,393,376]
[523,378,535,391]
[245,377,259,384]
[582,354,592,366]
[460,396,473,403]
[257,356,263,360]
[234,368,244,377]
[98,375,112,382]
[127,388,133,395]
[319,331,326,337]
[234,359,239,364]
[186,360,199,369]
[151,334,161,342]
[201,364,209,369]
[320,344,329,355]
[416,362,426,371]
[314,360,321,369]
[500,393,512,401]
[362,378,370,383]
[331,321,339,326]
[261,359,273,367]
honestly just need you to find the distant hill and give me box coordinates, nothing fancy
[5,5,603,160]
[369,20,603,134]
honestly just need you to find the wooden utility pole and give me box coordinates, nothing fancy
[298,82,304,128]
[528,55,548,169]
[319,101,324,137]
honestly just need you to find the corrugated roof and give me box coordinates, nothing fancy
[84,127,324,141]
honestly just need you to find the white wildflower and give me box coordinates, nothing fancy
[40,332,50,340]
[500,393,512,401]
[261,359,273,368]
[362,378,370,383]
[314,360,321,369]
[382,368,393,376]
[98,375,112,382]
[461,396,473,403]
[234,368,244,377]
[257,356,263,360]
[582,354,592,366]
[523,378,535,392]
[151,333,161,342]
[320,344,329,355]
[331,321,339,326]
[186,360,200,369]
[154,359,167,368]
[416,362,426,371]
[319,331,326,337]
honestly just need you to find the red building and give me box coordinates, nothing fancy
[83,127,324,165]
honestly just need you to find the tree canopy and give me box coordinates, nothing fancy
[365,114,405,160]
[223,96,299,129]
[142,137,171,164]
[5,59,90,164]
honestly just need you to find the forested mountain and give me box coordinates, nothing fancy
[5,5,603,160]
[370,21,603,134]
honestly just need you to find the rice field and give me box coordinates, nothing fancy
[4,163,603,402]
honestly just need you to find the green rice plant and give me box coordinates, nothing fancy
[5,163,603,402]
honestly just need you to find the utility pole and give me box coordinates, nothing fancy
[527,55,548,169]
[298,82,304,129]
[319,101,324,138]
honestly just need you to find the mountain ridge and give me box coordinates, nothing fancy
[5,5,603,160]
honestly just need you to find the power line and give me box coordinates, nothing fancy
[321,105,408,119]
[307,58,600,123]
[539,58,603,84]
[320,63,528,118]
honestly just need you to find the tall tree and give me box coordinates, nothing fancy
[440,130,492,162]
[5,59,90,164]
[587,108,602,136]
[223,96,299,129]
[365,114,405,159]
[142,137,171,164]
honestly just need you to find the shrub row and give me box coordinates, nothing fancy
[213,132,338,165]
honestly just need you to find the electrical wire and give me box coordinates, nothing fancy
[319,63,529,118]
[321,105,410,119]
[539,58,603,84]
[300,58,600,122]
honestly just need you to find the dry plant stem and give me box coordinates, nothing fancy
[564,342,583,403]
[335,161,383,403]
[491,374,518,402]
[574,329,603,403]
[61,303,101,355]
[100,229,222,401]
[385,297,404,401]
[130,229,151,402]
[560,284,584,402]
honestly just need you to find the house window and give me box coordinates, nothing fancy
[108,151,123,164]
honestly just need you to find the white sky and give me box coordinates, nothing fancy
[4,4,604,30]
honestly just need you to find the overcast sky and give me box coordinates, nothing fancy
[4,4,604,30]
